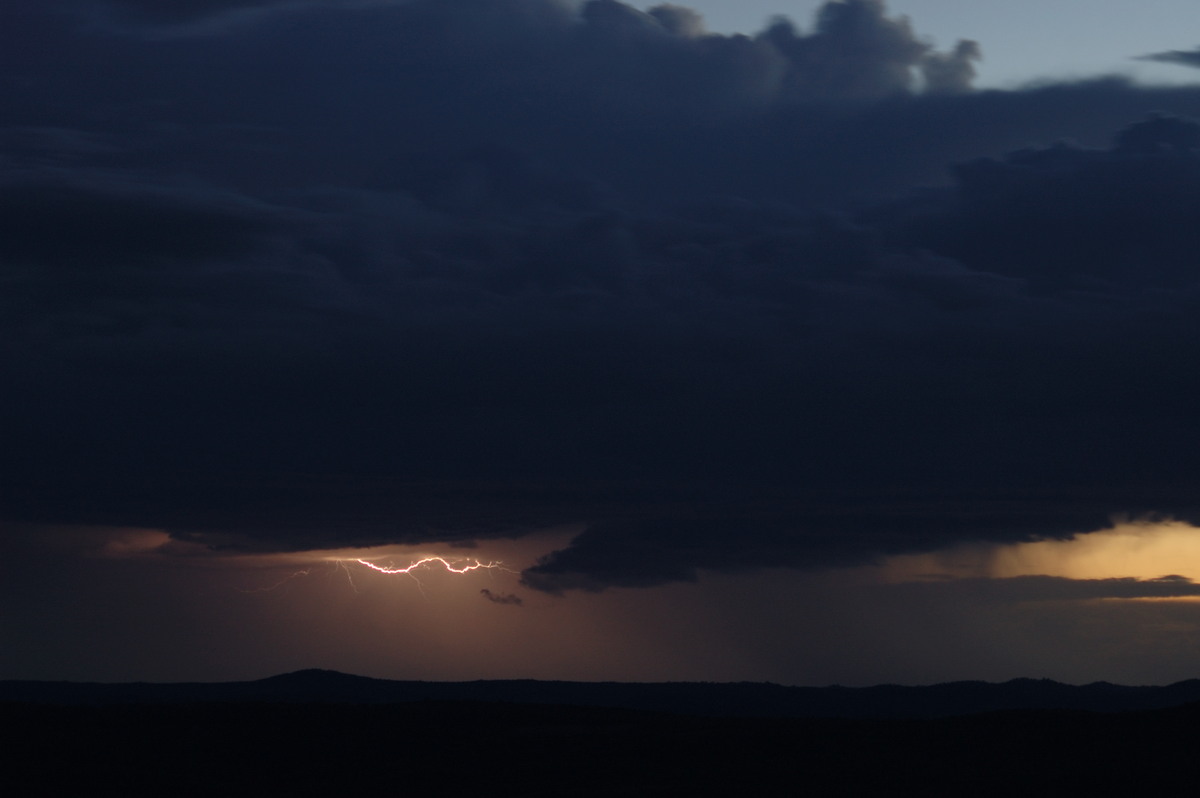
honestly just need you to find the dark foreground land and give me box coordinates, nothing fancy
[5,672,1200,795]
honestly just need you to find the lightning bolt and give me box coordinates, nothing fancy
[354,557,505,575]
[335,560,363,592]
[350,556,510,600]
[244,554,513,598]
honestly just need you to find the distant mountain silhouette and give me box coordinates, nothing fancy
[6,669,1200,718]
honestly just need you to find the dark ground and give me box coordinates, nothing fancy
[5,692,1200,795]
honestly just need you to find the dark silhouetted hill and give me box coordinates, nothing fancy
[5,669,1200,718]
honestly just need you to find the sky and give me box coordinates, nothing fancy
[7,0,1200,687]
[663,0,1200,88]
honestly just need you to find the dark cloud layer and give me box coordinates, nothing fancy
[97,0,298,23]
[83,0,366,26]
[5,0,1200,591]
[893,574,1200,603]
[1140,46,1200,70]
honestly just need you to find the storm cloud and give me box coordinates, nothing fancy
[82,0,365,27]
[6,0,1200,594]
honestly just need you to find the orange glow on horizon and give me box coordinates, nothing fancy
[879,519,1200,591]
[987,520,1200,582]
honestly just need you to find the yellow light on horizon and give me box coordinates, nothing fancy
[879,519,1200,588]
[988,520,1200,582]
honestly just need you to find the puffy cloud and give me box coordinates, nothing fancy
[921,39,981,94]
[646,3,705,38]
[759,0,952,100]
